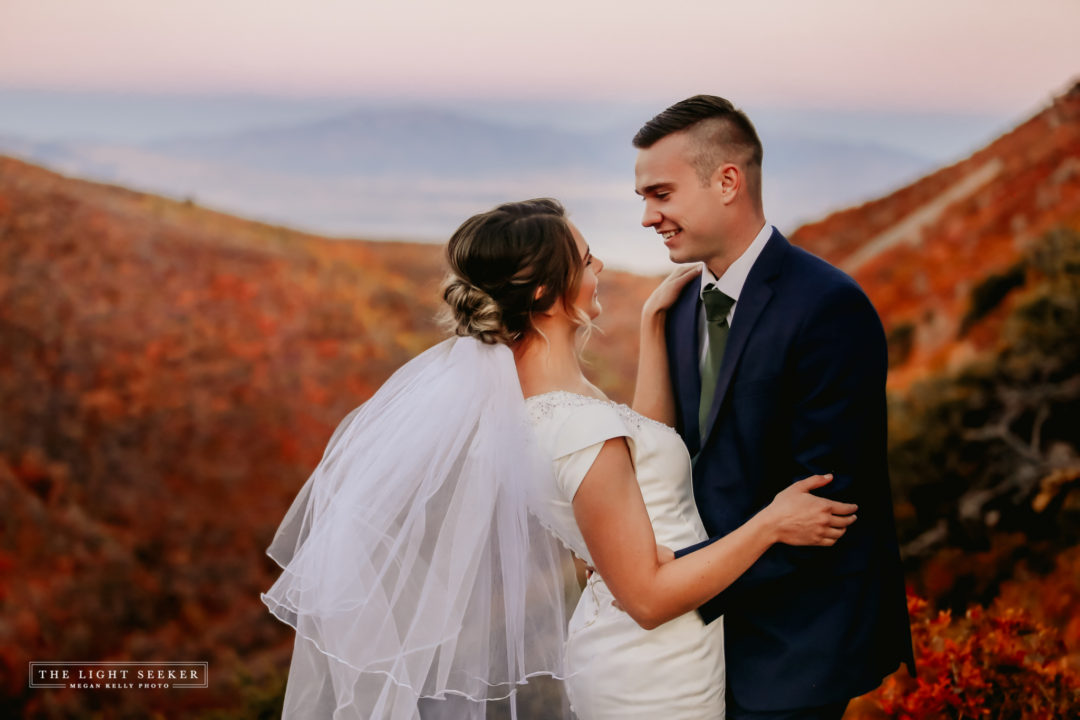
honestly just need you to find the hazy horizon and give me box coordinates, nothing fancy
[0,87,1020,160]
[2,0,1076,271]
[0,87,1043,273]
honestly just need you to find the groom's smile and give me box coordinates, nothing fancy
[660,228,683,248]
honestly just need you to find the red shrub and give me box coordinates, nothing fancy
[851,593,1080,719]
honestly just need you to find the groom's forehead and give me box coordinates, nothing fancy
[635,153,690,194]
[636,135,695,180]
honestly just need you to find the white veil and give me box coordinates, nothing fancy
[261,337,573,719]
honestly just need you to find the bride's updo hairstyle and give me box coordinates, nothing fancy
[443,198,585,345]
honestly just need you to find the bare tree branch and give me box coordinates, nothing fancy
[1031,402,1050,454]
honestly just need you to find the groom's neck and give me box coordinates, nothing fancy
[704,215,766,279]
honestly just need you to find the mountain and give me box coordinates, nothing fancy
[791,82,1080,390]
[0,106,931,272]
[781,86,1080,658]
[148,108,628,177]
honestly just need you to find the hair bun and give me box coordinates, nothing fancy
[442,276,510,345]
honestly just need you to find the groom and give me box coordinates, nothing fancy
[634,96,914,719]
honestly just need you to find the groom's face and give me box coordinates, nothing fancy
[634,131,730,266]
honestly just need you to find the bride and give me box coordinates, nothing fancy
[262,198,857,719]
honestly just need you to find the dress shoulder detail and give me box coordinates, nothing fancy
[526,390,679,438]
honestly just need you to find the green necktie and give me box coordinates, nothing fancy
[699,285,735,439]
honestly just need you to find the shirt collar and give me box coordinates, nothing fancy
[699,221,774,303]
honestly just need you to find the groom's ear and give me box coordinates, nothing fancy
[715,163,741,204]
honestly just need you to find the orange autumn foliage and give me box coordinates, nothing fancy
[848,592,1080,719]
[793,83,1080,392]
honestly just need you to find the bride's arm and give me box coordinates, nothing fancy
[573,437,856,630]
[632,265,701,426]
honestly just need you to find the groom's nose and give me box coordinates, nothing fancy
[641,203,661,228]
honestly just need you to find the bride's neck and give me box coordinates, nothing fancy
[512,316,590,398]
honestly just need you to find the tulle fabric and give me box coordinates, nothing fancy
[262,337,573,719]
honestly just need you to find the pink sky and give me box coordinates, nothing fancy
[1,0,1077,112]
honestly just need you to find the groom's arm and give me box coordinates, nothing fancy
[678,281,888,619]
[784,282,887,551]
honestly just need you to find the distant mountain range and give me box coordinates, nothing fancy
[0,105,932,271]
[150,108,626,176]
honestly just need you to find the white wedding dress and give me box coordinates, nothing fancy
[526,391,726,720]
[263,339,724,719]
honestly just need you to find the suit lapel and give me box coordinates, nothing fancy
[701,230,789,441]
[669,280,702,455]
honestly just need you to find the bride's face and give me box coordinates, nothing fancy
[569,222,603,320]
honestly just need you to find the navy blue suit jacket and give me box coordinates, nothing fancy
[668,230,914,711]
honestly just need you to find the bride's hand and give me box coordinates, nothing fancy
[642,264,702,318]
[762,474,858,546]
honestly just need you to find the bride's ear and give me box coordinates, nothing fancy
[533,285,556,317]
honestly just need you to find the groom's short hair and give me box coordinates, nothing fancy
[633,95,763,202]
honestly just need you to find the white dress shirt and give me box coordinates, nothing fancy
[698,222,775,376]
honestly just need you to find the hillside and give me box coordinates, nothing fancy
[792,82,1080,389]
[0,156,655,717]
[0,156,434,717]
[785,75,1080,634]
